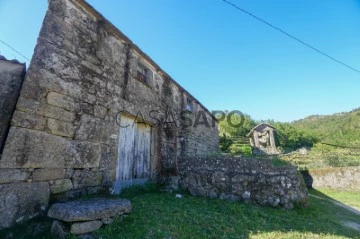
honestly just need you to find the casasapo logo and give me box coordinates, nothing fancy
[115,110,244,128]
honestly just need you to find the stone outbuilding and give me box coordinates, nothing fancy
[0,0,219,229]
[247,123,278,155]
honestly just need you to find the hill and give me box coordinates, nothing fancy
[276,108,360,169]
[292,108,360,147]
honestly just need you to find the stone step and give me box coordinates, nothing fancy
[47,198,131,222]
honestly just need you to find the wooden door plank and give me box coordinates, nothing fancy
[134,123,151,179]
[116,116,135,181]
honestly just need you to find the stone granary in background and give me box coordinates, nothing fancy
[0,0,219,229]
[247,123,279,155]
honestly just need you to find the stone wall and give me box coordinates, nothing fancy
[179,157,308,209]
[0,56,25,154]
[0,0,218,229]
[301,167,360,191]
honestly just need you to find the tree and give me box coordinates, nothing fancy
[273,122,318,151]
[219,113,256,137]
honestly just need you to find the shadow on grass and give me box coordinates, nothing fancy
[0,216,53,239]
[0,183,162,239]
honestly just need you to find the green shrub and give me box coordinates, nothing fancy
[219,134,233,152]
[273,122,319,151]
[229,144,252,156]
[271,157,291,167]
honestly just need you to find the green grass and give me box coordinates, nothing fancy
[2,184,360,239]
[313,188,360,211]
[0,216,53,239]
[93,185,360,239]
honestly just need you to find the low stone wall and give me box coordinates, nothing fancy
[179,157,308,209]
[301,166,360,191]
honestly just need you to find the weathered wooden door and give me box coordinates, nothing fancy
[133,123,151,179]
[114,115,151,193]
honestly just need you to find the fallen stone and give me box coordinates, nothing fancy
[51,220,69,239]
[242,191,251,200]
[48,198,131,222]
[70,220,102,235]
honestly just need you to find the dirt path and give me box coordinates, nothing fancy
[309,193,360,232]
[309,194,360,216]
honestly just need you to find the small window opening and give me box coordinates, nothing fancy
[136,63,150,85]
[186,97,193,112]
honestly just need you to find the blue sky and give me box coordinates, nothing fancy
[0,0,359,122]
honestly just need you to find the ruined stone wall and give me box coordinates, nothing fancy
[301,166,360,191]
[0,0,218,229]
[179,157,308,209]
[0,56,26,154]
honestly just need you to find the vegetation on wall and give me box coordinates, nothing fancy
[229,144,252,156]
[219,134,233,152]
[279,143,360,170]
[218,113,255,155]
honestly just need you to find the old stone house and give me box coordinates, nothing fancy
[0,0,218,229]
[247,123,278,155]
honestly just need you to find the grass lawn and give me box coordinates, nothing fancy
[2,185,360,239]
[93,185,360,239]
[311,188,360,211]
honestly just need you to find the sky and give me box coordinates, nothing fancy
[0,0,359,122]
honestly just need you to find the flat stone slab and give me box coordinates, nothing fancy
[70,220,103,234]
[47,198,131,222]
